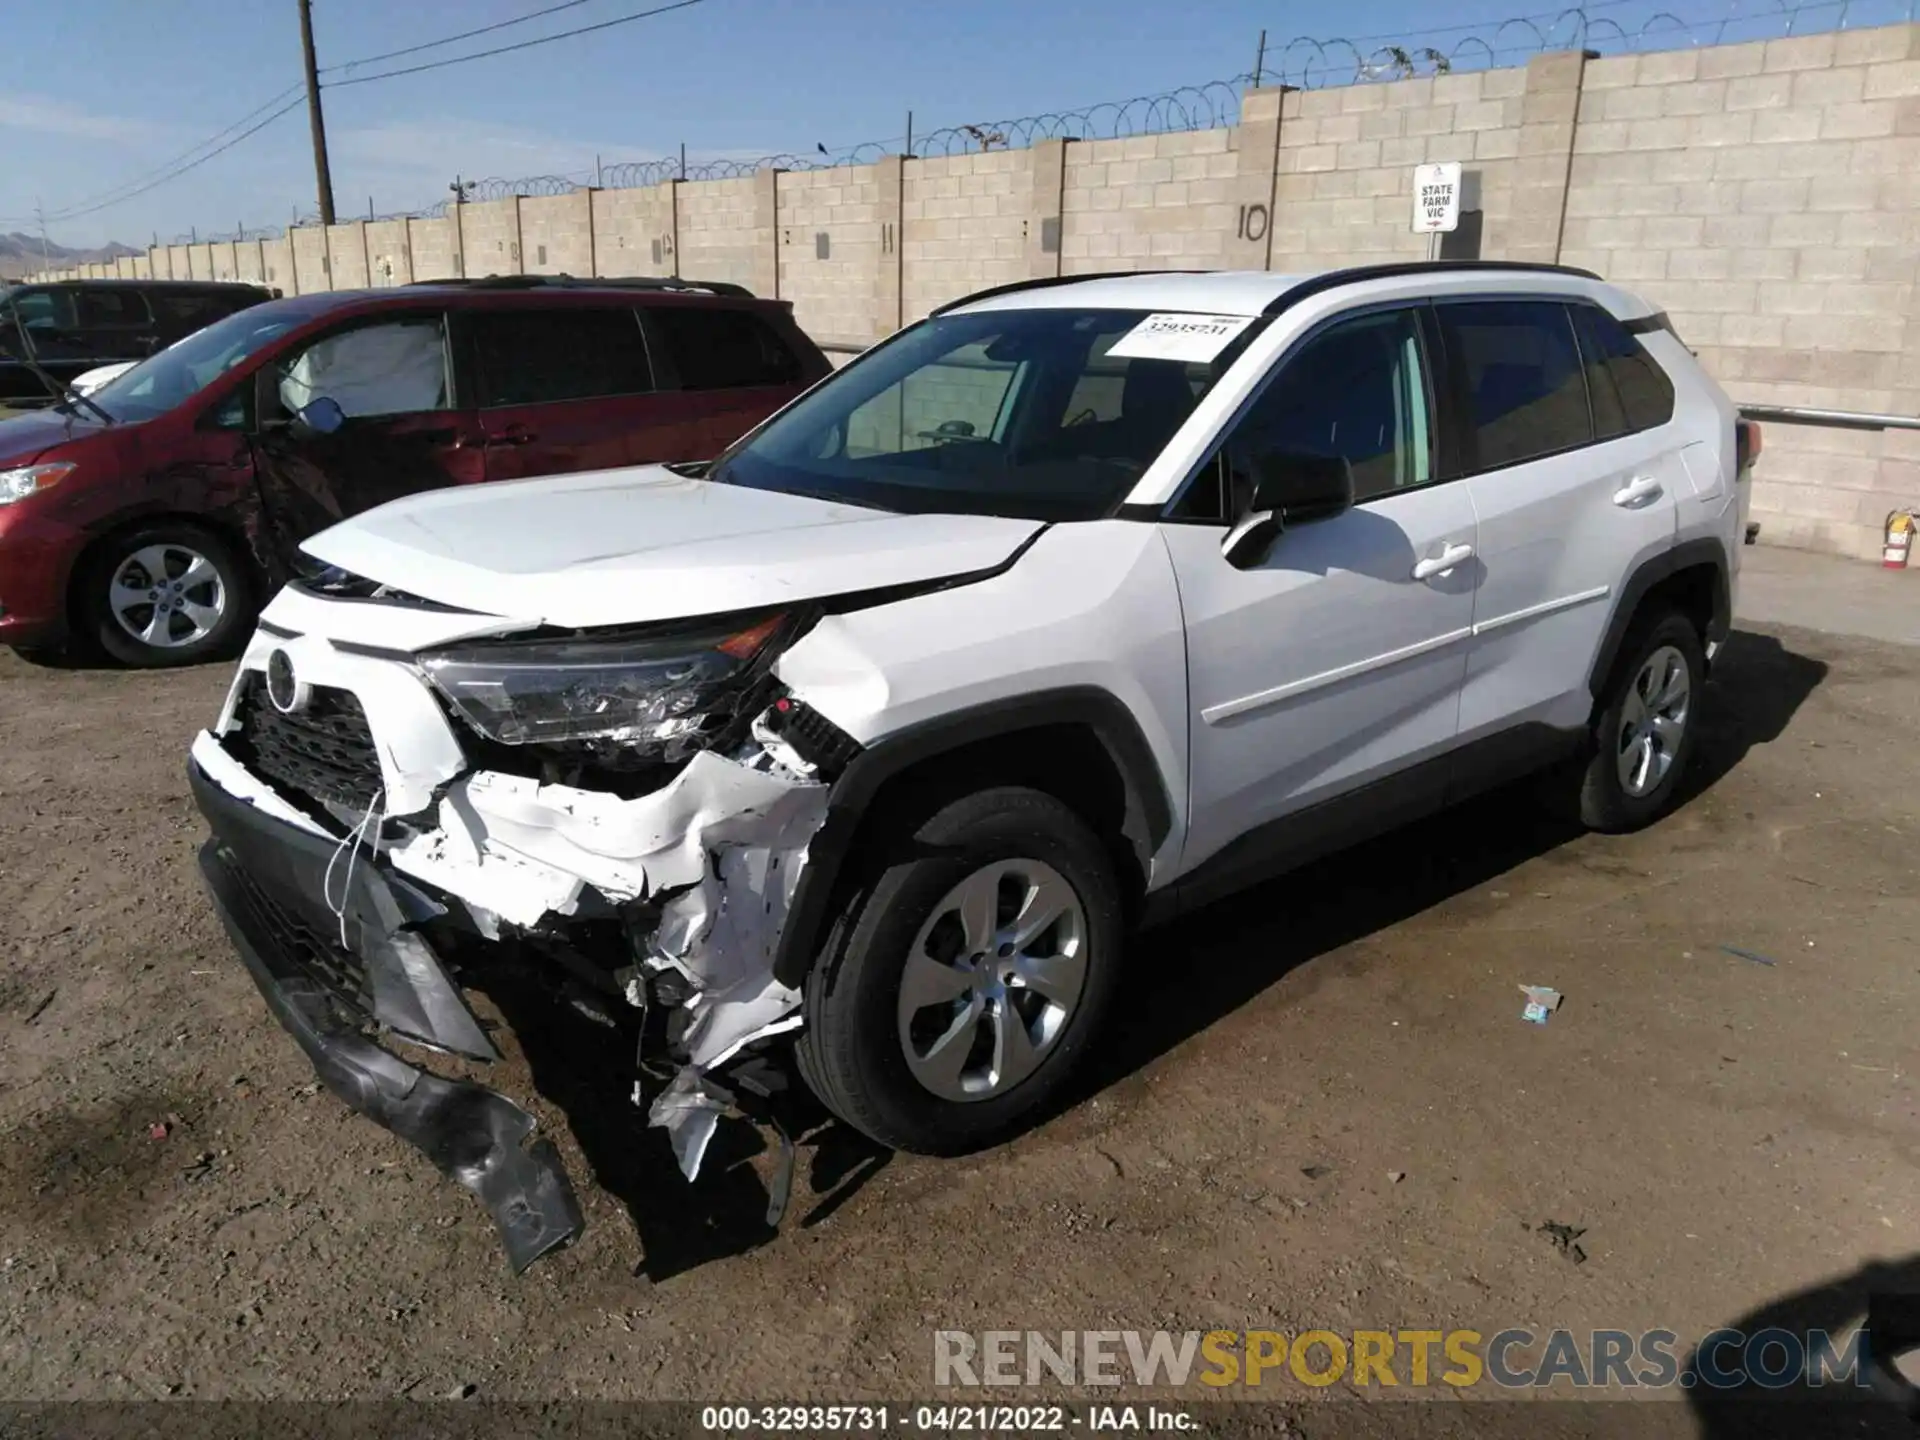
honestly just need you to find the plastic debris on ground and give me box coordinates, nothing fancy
[1519,985,1564,1024]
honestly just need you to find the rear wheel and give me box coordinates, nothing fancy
[795,786,1123,1154]
[81,521,253,668]
[1578,610,1705,832]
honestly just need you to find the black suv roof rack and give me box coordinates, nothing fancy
[1260,260,1603,315]
[929,260,1604,319]
[407,273,754,298]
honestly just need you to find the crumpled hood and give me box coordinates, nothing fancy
[299,464,1044,629]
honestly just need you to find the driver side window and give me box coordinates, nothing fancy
[1177,307,1433,520]
[276,316,450,423]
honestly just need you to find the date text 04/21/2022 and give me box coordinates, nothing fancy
[697,1405,1199,1431]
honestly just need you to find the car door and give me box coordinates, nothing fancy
[247,310,485,580]
[1444,299,1681,742]
[1160,304,1478,877]
[460,303,669,482]
[640,303,814,458]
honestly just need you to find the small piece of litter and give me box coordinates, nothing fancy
[1539,1220,1588,1264]
[447,1383,477,1400]
[1719,945,1776,967]
[1388,1171,1406,1184]
[1519,986,1563,1024]
[148,1122,170,1141]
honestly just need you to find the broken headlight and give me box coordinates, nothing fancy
[419,611,792,750]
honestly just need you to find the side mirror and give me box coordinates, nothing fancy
[1220,452,1356,570]
[290,396,345,439]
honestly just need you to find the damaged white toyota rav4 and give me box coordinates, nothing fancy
[190,262,1756,1269]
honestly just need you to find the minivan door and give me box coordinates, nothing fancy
[248,310,484,577]
[460,305,673,481]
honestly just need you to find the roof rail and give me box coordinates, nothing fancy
[930,269,1206,316]
[1260,260,1604,315]
[405,273,755,298]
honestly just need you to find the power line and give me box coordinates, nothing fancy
[45,96,307,222]
[322,0,603,73]
[327,0,708,88]
[33,84,305,224]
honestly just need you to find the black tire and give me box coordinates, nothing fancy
[80,521,254,669]
[795,786,1123,1155]
[1578,609,1706,833]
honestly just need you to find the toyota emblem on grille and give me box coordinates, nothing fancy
[265,648,309,715]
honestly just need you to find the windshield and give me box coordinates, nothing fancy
[710,307,1261,522]
[88,307,299,423]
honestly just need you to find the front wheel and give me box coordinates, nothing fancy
[1578,610,1706,833]
[796,786,1123,1154]
[82,522,253,668]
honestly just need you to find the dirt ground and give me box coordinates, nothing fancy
[1,611,1917,1430]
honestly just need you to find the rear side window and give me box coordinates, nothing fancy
[151,291,248,332]
[468,307,653,407]
[6,289,77,330]
[78,289,151,327]
[1572,304,1675,437]
[1439,301,1590,471]
[652,305,802,390]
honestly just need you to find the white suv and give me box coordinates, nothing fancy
[189,262,1755,1269]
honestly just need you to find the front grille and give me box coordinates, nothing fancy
[226,858,375,1024]
[232,675,384,814]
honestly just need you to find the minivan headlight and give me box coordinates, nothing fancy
[419,611,793,749]
[0,462,75,505]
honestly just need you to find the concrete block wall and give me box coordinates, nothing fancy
[1556,26,1920,554]
[520,193,594,276]
[457,198,521,277]
[364,221,412,285]
[37,21,1916,555]
[675,176,765,293]
[777,164,883,345]
[1060,127,1238,273]
[901,149,1032,322]
[406,217,460,281]
[591,183,678,277]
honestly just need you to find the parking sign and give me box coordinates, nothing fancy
[1412,163,1463,234]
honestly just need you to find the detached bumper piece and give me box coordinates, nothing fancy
[190,759,585,1272]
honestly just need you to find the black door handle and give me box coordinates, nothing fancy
[485,427,536,447]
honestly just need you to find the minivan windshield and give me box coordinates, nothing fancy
[88,307,299,423]
[709,307,1259,522]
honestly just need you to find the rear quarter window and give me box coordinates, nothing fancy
[650,305,803,390]
[1572,304,1676,436]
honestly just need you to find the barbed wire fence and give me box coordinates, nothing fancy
[77,0,1920,262]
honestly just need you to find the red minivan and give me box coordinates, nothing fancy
[0,277,830,666]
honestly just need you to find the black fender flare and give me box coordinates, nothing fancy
[1586,536,1731,702]
[770,686,1175,986]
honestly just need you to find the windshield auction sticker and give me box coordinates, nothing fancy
[1106,312,1255,364]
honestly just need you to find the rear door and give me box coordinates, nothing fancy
[460,303,667,482]
[640,302,814,457]
[74,287,156,361]
[247,309,485,576]
[1446,298,1682,742]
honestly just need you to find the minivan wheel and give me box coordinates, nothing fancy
[1578,610,1705,833]
[83,522,252,668]
[795,786,1123,1155]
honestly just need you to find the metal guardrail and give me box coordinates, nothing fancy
[1739,404,1920,432]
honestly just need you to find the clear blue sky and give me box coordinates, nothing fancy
[0,0,1884,249]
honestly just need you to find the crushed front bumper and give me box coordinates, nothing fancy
[189,757,586,1272]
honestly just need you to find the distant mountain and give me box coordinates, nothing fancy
[0,233,142,278]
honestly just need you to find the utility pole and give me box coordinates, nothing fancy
[298,0,336,225]
[34,200,50,273]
